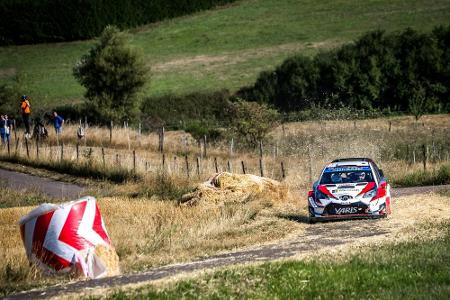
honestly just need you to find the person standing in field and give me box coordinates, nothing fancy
[0,115,7,145]
[3,114,12,144]
[20,95,31,138]
[52,111,64,135]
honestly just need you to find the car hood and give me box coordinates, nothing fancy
[318,182,375,199]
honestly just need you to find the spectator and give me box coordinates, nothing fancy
[20,95,31,138]
[0,115,6,144]
[52,111,64,135]
[4,114,12,144]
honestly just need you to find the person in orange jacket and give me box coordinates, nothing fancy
[20,95,31,138]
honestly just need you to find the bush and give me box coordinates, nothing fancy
[392,164,450,187]
[238,25,450,115]
[141,90,230,130]
[185,120,223,143]
[227,100,279,148]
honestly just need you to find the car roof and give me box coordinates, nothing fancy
[331,158,374,163]
[326,158,374,169]
[326,161,371,168]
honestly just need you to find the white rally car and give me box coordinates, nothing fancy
[308,158,391,222]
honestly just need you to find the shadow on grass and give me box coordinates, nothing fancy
[277,213,311,224]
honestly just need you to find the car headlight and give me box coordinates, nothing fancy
[363,189,376,199]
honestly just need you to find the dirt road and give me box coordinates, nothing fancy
[3,172,448,300]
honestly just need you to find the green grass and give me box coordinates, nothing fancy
[0,185,51,208]
[0,155,140,184]
[392,164,450,187]
[105,222,450,299]
[1,0,450,107]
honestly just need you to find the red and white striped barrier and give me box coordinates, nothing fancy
[19,196,118,279]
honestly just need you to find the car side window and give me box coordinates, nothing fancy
[371,163,381,183]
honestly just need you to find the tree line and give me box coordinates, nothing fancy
[0,0,236,45]
[238,25,450,119]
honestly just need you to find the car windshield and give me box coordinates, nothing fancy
[320,166,375,184]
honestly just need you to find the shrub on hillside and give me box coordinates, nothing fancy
[141,90,230,130]
[227,100,279,148]
[73,26,148,124]
[238,25,450,115]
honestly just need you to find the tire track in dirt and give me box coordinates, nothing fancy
[2,171,449,299]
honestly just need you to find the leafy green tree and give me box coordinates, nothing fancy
[73,26,148,123]
[227,100,279,148]
[408,83,427,121]
[0,74,22,117]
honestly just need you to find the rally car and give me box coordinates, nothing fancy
[308,158,391,222]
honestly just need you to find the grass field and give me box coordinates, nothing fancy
[1,114,449,296]
[107,221,450,299]
[1,0,450,107]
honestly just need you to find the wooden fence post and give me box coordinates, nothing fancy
[35,139,39,159]
[13,119,17,141]
[388,121,392,132]
[162,153,166,172]
[76,143,79,163]
[7,138,10,157]
[214,157,218,173]
[259,141,264,177]
[227,160,232,173]
[60,143,64,161]
[133,150,136,173]
[281,161,286,179]
[422,144,427,171]
[203,135,207,158]
[109,121,113,144]
[159,127,165,153]
[102,148,105,167]
[230,138,234,156]
[308,146,313,184]
[25,138,30,158]
[241,161,246,174]
[196,157,200,176]
[116,154,120,167]
[185,155,190,178]
[15,137,19,154]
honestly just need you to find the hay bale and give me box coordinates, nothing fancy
[94,245,121,277]
[181,172,288,206]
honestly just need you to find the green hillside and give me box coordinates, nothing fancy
[1,0,450,107]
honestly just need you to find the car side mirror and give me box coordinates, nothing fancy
[379,169,384,177]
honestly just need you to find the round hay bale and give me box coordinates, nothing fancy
[181,172,289,206]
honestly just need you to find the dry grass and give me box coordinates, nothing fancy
[5,114,449,190]
[0,186,303,296]
[1,114,449,295]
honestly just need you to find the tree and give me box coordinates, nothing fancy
[73,26,148,123]
[408,83,427,121]
[227,100,279,148]
[0,74,23,117]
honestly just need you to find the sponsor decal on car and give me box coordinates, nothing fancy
[334,207,360,214]
[324,166,371,172]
